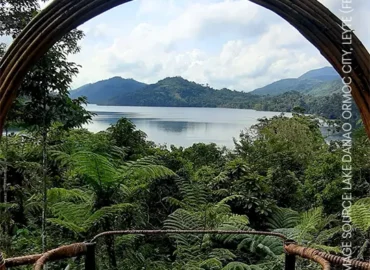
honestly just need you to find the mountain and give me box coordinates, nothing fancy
[299,66,340,81]
[250,67,341,96]
[105,76,260,107]
[70,77,146,104]
[68,70,358,122]
[71,67,342,106]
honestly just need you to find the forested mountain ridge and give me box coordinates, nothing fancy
[71,67,344,115]
[106,76,261,107]
[72,74,355,121]
[70,77,146,104]
[298,66,340,81]
[250,67,341,96]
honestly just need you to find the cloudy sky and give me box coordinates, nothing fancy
[61,0,370,91]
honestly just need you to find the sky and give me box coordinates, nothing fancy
[46,0,370,91]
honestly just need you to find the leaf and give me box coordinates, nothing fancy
[267,207,300,230]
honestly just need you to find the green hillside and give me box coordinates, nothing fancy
[251,67,341,96]
[106,76,260,107]
[70,77,146,104]
[70,67,354,121]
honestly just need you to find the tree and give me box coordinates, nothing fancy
[107,118,149,159]
[0,0,93,255]
[49,132,176,268]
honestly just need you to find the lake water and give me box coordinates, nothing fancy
[83,105,290,148]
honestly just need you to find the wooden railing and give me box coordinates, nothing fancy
[2,230,370,270]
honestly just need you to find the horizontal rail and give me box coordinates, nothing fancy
[90,229,288,243]
[285,242,330,270]
[4,243,88,269]
[33,243,88,270]
[4,254,42,268]
[285,243,370,270]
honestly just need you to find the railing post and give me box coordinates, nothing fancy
[85,243,96,270]
[284,240,296,270]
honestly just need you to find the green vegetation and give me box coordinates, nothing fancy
[2,114,370,269]
[71,74,356,123]
[251,67,340,96]
[1,1,369,269]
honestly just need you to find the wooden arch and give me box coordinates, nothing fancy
[0,0,369,136]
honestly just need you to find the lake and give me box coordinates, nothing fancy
[83,105,291,148]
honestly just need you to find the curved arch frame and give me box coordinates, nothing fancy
[0,0,369,136]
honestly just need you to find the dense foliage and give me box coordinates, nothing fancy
[1,113,370,269]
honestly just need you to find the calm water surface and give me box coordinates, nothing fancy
[83,105,291,148]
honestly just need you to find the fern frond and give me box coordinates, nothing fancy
[50,202,92,225]
[0,203,18,210]
[350,200,370,233]
[85,203,133,228]
[314,226,341,244]
[237,235,283,258]
[222,262,264,270]
[296,207,323,241]
[199,258,223,269]
[209,248,236,261]
[47,218,86,234]
[71,151,119,188]
[164,197,188,209]
[267,207,300,230]
[49,150,72,167]
[47,188,91,204]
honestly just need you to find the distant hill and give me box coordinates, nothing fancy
[299,66,340,81]
[70,77,146,104]
[105,76,260,107]
[71,67,342,106]
[68,67,353,120]
[68,70,358,122]
[251,67,341,96]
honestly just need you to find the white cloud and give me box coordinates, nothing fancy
[69,0,370,92]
